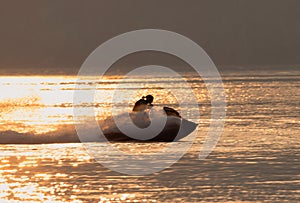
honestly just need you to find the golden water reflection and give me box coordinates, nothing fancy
[0,140,299,202]
[0,73,299,202]
[0,144,158,202]
[0,76,197,135]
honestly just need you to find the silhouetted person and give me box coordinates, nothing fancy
[132,95,154,111]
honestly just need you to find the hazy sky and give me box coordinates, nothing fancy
[0,0,299,74]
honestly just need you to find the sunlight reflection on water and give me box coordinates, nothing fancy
[0,73,299,202]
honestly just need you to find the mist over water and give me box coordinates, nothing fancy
[0,70,299,202]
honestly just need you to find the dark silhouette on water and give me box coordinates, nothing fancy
[132,95,181,117]
[132,95,154,111]
[0,95,197,144]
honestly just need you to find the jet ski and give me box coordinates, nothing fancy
[101,107,197,142]
[0,107,197,144]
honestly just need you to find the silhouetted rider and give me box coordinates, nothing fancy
[132,95,154,111]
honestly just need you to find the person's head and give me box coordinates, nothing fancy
[144,95,154,103]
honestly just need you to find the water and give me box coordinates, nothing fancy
[0,71,299,202]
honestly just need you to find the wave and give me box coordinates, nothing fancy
[0,108,197,144]
[0,126,79,144]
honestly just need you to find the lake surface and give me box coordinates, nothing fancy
[0,70,299,202]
